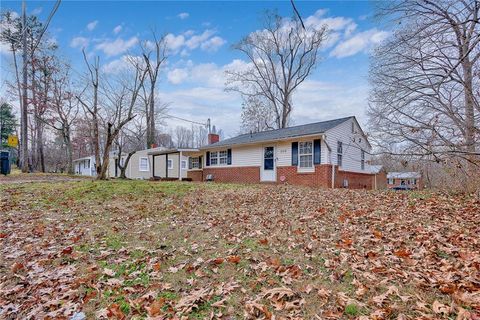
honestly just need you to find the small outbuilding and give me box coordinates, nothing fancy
[387,172,422,190]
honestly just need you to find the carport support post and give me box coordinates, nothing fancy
[179,151,182,181]
[165,153,168,179]
[152,154,156,178]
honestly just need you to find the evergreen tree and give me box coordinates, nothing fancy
[0,102,17,148]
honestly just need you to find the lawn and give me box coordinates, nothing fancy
[0,177,479,319]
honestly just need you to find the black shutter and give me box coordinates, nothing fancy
[206,152,210,166]
[227,149,232,165]
[314,139,321,164]
[188,157,193,169]
[291,142,298,166]
[199,156,202,169]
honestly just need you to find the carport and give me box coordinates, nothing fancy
[147,148,198,180]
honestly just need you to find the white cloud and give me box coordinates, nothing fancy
[113,25,122,34]
[86,20,98,31]
[185,29,215,49]
[167,68,189,84]
[293,79,369,126]
[0,42,11,55]
[70,36,89,48]
[330,28,389,58]
[178,12,189,20]
[95,36,139,56]
[102,55,142,74]
[164,29,225,54]
[31,7,43,15]
[166,59,250,86]
[165,33,186,52]
[200,36,226,52]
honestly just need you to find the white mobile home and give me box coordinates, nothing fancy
[73,156,96,177]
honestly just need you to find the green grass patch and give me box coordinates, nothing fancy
[344,304,359,316]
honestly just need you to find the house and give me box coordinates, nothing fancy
[183,116,375,189]
[370,165,387,190]
[387,172,422,190]
[73,155,96,176]
[107,147,195,180]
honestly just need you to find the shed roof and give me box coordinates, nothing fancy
[147,148,199,155]
[201,116,354,149]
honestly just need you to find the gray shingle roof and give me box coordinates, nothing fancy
[203,116,354,149]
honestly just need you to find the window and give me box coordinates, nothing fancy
[298,141,313,168]
[351,122,355,133]
[139,157,149,171]
[210,151,218,165]
[361,150,365,170]
[167,159,173,169]
[387,178,394,184]
[219,150,228,165]
[209,150,228,166]
[190,157,200,169]
[337,141,343,167]
[181,160,187,169]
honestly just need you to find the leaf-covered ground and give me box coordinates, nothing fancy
[0,177,479,319]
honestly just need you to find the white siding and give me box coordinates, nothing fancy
[73,156,95,176]
[324,118,371,173]
[201,145,262,168]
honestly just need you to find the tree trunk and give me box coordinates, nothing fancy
[64,127,74,174]
[119,152,134,179]
[146,88,155,148]
[462,58,477,176]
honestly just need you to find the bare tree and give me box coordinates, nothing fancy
[140,31,167,148]
[173,126,194,148]
[368,1,480,178]
[44,60,78,174]
[76,50,101,176]
[226,10,326,129]
[240,95,275,133]
[97,61,147,180]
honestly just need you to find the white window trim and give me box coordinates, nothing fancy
[139,157,149,172]
[337,141,343,168]
[181,160,187,169]
[167,159,173,169]
[208,150,228,166]
[189,157,201,170]
[297,140,314,172]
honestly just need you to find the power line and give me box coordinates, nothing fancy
[32,0,61,53]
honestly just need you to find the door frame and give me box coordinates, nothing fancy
[260,145,276,182]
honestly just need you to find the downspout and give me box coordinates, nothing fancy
[321,135,335,189]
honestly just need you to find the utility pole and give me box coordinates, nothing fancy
[21,0,29,172]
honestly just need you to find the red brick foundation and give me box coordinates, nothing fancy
[277,165,332,188]
[188,165,375,189]
[202,166,260,184]
[335,169,373,189]
[187,170,203,182]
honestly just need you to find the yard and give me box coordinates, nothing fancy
[0,176,479,319]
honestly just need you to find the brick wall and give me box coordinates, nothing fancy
[188,165,375,189]
[187,170,203,182]
[202,166,260,184]
[335,169,373,189]
[277,165,332,188]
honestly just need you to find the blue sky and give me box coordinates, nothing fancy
[0,1,388,137]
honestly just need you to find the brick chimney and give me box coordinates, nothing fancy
[208,133,220,144]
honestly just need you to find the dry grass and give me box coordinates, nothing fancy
[0,177,479,319]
